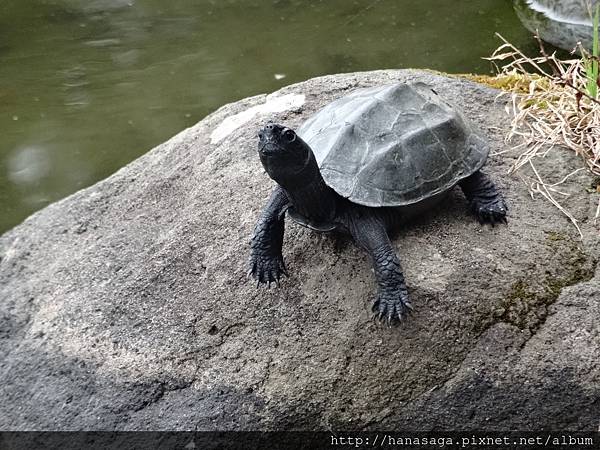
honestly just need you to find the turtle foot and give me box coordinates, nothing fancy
[371,283,412,326]
[459,170,508,226]
[471,197,508,226]
[248,253,288,287]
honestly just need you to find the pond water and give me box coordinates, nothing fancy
[1,0,537,233]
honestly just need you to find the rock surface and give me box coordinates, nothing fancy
[0,69,599,431]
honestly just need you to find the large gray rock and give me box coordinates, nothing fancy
[515,0,600,52]
[0,70,598,430]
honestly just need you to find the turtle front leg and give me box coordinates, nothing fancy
[458,170,508,225]
[348,210,411,324]
[249,186,290,287]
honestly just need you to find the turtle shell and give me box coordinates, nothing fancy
[297,82,489,207]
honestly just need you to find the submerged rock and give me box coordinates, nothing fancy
[0,70,598,430]
[515,0,600,52]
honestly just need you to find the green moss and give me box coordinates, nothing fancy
[499,280,542,331]
[419,70,549,94]
[456,73,549,94]
[498,239,595,332]
[506,280,537,303]
[521,98,550,109]
[546,268,591,297]
[544,230,566,242]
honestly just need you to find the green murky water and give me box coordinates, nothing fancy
[1,0,536,233]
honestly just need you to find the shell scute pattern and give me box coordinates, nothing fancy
[297,82,489,207]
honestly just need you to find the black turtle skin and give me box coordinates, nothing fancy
[249,123,507,324]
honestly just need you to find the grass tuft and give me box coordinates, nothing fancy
[585,5,600,98]
[478,26,600,236]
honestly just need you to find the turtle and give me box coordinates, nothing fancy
[248,82,507,324]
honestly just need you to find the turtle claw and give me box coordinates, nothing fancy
[472,198,508,227]
[371,284,411,326]
[496,211,508,225]
[248,253,288,288]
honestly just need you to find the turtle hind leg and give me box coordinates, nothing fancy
[458,170,508,225]
[347,209,412,325]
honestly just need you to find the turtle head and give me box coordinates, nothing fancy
[257,122,317,186]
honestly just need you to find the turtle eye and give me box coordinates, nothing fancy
[283,129,296,142]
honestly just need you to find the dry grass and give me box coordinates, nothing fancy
[478,33,600,236]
